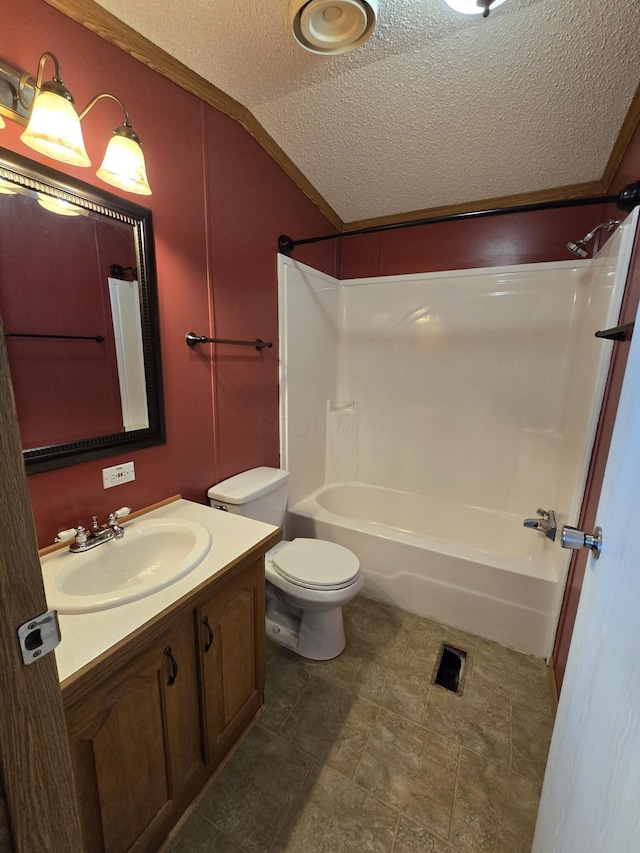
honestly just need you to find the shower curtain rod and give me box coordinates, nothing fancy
[278,180,640,256]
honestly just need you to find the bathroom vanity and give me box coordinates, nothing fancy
[43,498,280,853]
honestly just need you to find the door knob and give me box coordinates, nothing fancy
[560,525,603,560]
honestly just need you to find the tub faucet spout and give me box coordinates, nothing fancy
[523,508,557,541]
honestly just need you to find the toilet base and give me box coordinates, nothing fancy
[266,606,347,660]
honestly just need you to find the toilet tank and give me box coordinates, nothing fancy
[207,467,289,527]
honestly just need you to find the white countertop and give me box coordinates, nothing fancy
[41,499,278,683]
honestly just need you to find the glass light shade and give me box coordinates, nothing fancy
[444,0,507,13]
[96,132,152,195]
[20,90,91,167]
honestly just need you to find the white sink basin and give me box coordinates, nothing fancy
[41,518,212,613]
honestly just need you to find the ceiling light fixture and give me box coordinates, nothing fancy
[290,0,377,54]
[444,0,507,17]
[0,52,151,195]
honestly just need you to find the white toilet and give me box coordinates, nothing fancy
[208,467,362,660]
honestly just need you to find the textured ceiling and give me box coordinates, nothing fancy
[93,0,640,223]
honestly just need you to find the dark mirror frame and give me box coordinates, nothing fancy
[0,147,165,474]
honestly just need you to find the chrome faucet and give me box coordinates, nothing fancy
[523,508,558,541]
[55,507,131,552]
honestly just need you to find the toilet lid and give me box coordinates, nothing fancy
[271,538,360,589]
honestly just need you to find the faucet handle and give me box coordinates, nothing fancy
[108,506,131,523]
[536,508,550,520]
[55,527,78,543]
[54,525,87,545]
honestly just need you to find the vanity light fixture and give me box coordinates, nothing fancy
[443,0,507,17]
[0,52,151,195]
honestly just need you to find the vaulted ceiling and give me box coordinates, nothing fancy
[83,0,640,226]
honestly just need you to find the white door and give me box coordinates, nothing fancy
[533,239,640,851]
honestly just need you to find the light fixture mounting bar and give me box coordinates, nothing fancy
[0,58,33,125]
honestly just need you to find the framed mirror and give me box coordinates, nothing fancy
[0,147,165,473]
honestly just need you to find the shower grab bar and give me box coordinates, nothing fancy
[185,331,272,351]
[5,332,105,342]
[595,322,634,342]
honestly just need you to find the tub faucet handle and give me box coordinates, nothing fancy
[523,509,557,541]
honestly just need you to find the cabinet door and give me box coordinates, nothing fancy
[199,560,265,765]
[163,611,206,799]
[66,614,202,853]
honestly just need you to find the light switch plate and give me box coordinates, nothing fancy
[102,461,135,489]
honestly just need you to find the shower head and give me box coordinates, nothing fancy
[566,239,589,259]
[566,219,620,258]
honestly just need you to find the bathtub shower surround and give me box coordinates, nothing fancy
[278,215,636,657]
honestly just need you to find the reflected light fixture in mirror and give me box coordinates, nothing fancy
[35,191,83,216]
[0,51,151,194]
[443,0,507,16]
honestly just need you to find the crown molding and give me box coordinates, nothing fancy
[342,180,608,233]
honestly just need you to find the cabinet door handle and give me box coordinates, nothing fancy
[202,616,214,653]
[164,646,179,685]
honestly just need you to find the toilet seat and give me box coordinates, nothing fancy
[270,538,360,591]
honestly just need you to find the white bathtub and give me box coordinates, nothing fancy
[287,483,564,657]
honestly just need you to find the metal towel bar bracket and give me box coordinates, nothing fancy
[185,332,272,351]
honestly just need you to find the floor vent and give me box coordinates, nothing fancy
[433,644,467,694]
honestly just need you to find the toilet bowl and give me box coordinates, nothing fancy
[264,538,363,659]
[207,467,362,660]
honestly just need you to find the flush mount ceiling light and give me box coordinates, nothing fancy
[290,0,377,54]
[444,0,507,17]
[0,52,151,195]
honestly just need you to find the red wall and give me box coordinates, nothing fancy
[338,204,618,279]
[1,0,337,546]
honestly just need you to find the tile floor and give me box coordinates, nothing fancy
[165,595,555,853]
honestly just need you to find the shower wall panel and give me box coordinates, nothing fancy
[279,259,339,505]
[280,255,622,526]
[552,230,630,524]
[338,262,613,518]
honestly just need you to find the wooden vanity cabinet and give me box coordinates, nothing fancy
[62,553,270,853]
[65,611,203,853]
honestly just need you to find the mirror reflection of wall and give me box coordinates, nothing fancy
[0,190,145,449]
